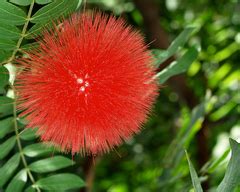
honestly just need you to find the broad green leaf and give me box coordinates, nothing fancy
[0,39,16,50]
[23,143,54,157]
[29,156,74,173]
[0,136,16,160]
[31,0,76,24]
[0,153,20,187]
[0,23,21,40]
[0,117,14,139]
[156,46,198,84]
[0,1,27,25]
[6,169,27,192]
[20,128,37,141]
[185,151,203,192]
[153,27,195,65]
[25,186,36,192]
[36,0,52,4]
[217,139,240,192]
[0,50,11,63]
[0,66,9,94]
[9,0,32,6]
[0,96,14,118]
[35,173,85,190]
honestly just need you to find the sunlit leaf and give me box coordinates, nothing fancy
[29,156,74,173]
[6,169,27,192]
[35,173,85,190]
[23,143,54,157]
[213,43,239,62]
[153,27,195,66]
[0,136,16,160]
[0,153,20,187]
[210,100,237,121]
[156,46,198,84]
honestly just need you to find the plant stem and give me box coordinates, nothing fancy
[10,1,40,191]
[0,0,35,66]
[12,86,41,192]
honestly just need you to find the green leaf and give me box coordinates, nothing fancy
[0,136,16,160]
[153,27,195,66]
[25,186,36,192]
[0,96,14,118]
[157,46,198,84]
[20,128,37,141]
[21,42,39,51]
[23,143,54,157]
[0,153,20,187]
[207,148,230,173]
[31,0,76,24]
[167,27,195,58]
[29,156,74,173]
[0,39,16,50]
[217,139,240,192]
[35,173,85,190]
[0,23,21,40]
[9,0,32,6]
[0,66,9,94]
[185,151,203,192]
[0,1,27,25]
[0,50,12,63]
[26,23,48,39]
[160,101,206,184]
[0,117,14,139]
[6,169,27,192]
[27,0,79,38]
[36,0,52,4]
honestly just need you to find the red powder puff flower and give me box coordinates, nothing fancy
[16,12,158,155]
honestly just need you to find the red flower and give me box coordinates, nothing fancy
[16,12,158,155]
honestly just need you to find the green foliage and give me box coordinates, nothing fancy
[35,173,85,190]
[185,151,203,192]
[153,26,196,66]
[0,0,238,191]
[156,46,199,83]
[29,156,74,173]
[0,1,27,25]
[6,169,27,192]
[217,139,240,192]
[0,1,84,191]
